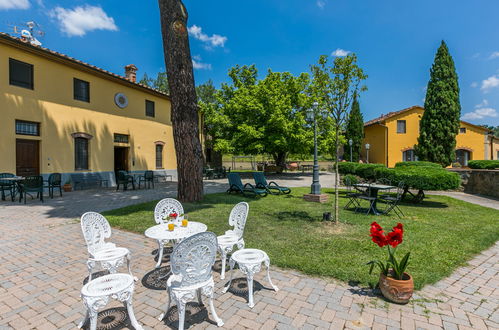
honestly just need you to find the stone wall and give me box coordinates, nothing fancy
[450,169,499,198]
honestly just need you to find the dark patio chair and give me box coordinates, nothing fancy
[0,173,16,201]
[138,170,154,189]
[377,177,392,199]
[252,172,291,195]
[344,176,361,209]
[44,173,62,198]
[379,181,405,218]
[116,171,135,191]
[227,173,267,197]
[355,184,377,215]
[19,175,44,204]
[213,166,227,179]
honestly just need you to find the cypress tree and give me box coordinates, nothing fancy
[344,94,364,162]
[415,41,461,167]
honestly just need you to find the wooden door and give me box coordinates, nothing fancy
[16,139,40,176]
[114,147,129,172]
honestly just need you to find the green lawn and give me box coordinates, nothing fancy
[103,188,499,290]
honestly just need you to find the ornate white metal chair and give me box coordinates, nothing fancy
[217,202,249,279]
[158,232,224,330]
[80,212,133,281]
[153,198,185,268]
[78,273,143,330]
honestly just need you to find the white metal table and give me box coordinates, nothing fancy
[145,222,208,269]
[79,273,143,330]
[223,248,278,308]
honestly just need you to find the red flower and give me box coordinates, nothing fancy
[370,222,388,247]
[169,212,178,219]
[386,223,404,248]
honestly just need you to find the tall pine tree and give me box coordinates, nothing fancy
[415,41,461,166]
[344,94,364,162]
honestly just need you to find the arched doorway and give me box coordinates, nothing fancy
[455,149,471,166]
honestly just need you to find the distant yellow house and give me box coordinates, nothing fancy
[362,105,495,167]
[0,33,177,185]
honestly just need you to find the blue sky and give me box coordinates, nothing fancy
[1,0,499,125]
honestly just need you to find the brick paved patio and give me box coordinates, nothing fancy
[0,182,498,329]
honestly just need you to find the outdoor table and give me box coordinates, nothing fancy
[353,183,395,215]
[300,164,314,172]
[144,221,208,269]
[1,176,24,201]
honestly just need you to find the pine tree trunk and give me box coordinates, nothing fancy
[158,0,203,202]
[273,152,287,171]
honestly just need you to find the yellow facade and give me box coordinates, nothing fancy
[0,34,176,184]
[362,106,490,167]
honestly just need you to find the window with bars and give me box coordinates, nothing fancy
[459,127,466,134]
[9,58,34,89]
[146,100,155,117]
[75,137,89,170]
[15,120,39,136]
[156,144,163,169]
[74,78,90,102]
[402,149,418,162]
[113,133,129,143]
[397,120,406,134]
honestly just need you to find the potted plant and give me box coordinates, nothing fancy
[63,180,72,192]
[367,222,413,304]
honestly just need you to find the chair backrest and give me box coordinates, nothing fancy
[396,181,405,199]
[154,198,184,224]
[48,173,62,185]
[228,202,249,239]
[24,175,43,189]
[0,173,14,185]
[252,172,267,187]
[80,212,112,255]
[170,232,218,287]
[344,176,352,191]
[228,173,243,188]
[144,170,154,180]
[378,178,391,186]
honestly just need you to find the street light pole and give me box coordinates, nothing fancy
[348,139,353,162]
[311,102,321,195]
[365,143,370,164]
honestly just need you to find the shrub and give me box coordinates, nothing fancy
[395,161,442,169]
[374,167,460,191]
[467,160,499,169]
[342,174,359,185]
[337,162,384,179]
[338,162,359,175]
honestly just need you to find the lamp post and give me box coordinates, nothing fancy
[348,139,353,162]
[309,102,321,195]
[365,143,370,164]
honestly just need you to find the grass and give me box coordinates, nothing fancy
[103,188,499,290]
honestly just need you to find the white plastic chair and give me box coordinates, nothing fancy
[80,212,133,281]
[153,198,185,268]
[158,232,224,330]
[217,202,249,279]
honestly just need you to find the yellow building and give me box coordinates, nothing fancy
[362,105,493,167]
[0,33,177,185]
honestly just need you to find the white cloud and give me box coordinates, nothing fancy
[480,75,499,92]
[188,25,227,49]
[331,48,350,57]
[0,0,30,10]
[489,51,499,60]
[192,55,212,70]
[475,99,489,108]
[470,82,478,88]
[462,107,498,120]
[316,0,326,9]
[50,5,118,37]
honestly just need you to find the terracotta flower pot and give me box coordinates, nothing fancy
[379,272,413,304]
[63,184,72,192]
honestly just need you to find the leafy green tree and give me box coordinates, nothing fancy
[310,54,367,223]
[343,94,364,162]
[138,72,170,94]
[213,65,313,168]
[139,73,153,86]
[415,41,461,167]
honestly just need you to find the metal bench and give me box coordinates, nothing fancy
[70,173,109,190]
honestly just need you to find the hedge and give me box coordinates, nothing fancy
[338,161,460,191]
[395,161,442,169]
[467,160,499,169]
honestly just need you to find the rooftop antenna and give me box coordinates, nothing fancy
[10,20,45,46]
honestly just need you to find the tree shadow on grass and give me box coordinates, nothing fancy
[274,211,316,222]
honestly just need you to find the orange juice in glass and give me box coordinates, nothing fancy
[168,223,175,231]
[182,219,188,227]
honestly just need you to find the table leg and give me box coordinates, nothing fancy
[264,258,279,292]
[155,240,164,268]
[247,272,254,308]
[222,258,236,293]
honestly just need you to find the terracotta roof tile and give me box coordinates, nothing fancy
[0,32,169,98]
[364,105,423,126]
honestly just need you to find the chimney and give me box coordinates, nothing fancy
[124,64,138,83]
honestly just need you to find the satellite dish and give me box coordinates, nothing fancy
[114,93,128,109]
